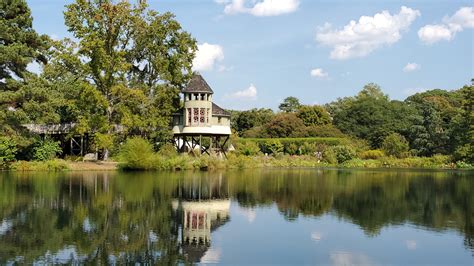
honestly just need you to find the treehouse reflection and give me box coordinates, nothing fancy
[173,199,230,262]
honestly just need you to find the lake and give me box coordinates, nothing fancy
[0,168,472,264]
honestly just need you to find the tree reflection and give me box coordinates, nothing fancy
[0,169,472,263]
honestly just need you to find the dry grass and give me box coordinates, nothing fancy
[68,161,118,171]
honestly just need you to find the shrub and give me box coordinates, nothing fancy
[305,124,347,138]
[382,133,409,158]
[157,142,178,157]
[323,148,337,164]
[360,149,385,159]
[326,145,357,163]
[260,139,283,154]
[284,143,300,155]
[300,142,318,155]
[0,137,17,168]
[118,137,154,170]
[33,139,62,161]
[235,140,261,156]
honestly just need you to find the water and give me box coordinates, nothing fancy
[0,168,472,264]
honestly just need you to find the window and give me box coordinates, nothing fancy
[193,108,199,124]
[200,108,205,123]
[187,108,191,125]
[218,117,222,124]
[206,108,210,123]
[188,94,191,101]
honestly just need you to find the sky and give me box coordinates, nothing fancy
[27,0,473,110]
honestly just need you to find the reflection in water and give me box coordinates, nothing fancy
[0,169,472,264]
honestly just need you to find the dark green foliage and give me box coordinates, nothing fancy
[33,139,62,161]
[329,84,414,148]
[382,133,409,158]
[278,96,301,113]
[331,145,357,163]
[0,0,50,150]
[305,124,346,138]
[232,108,274,133]
[297,105,331,126]
[0,137,17,168]
[264,113,307,138]
[260,139,284,154]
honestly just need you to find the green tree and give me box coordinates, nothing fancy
[63,0,196,159]
[278,96,301,113]
[297,105,331,126]
[0,0,49,150]
[33,139,62,161]
[382,133,409,158]
[264,113,306,138]
[330,83,414,148]
[453,85,474,162]
[234,108,274,134]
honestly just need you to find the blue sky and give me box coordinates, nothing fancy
[27,0,473,110]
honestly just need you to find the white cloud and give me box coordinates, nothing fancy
[315,6,420,60]
[418,24,454,43]
[406,240,417,250]
[218,0,299,17]
[192,43,224,71]
[228,84,258,100]
[330,251,373,266]
[403,62,420,72]
[201,248,221,263]
[310,68,329,78]
[418,7,474,44]
[311,231,322,241]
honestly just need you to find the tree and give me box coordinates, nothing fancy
[382,133,409,158]
[0,0,49,150]
[297,105,331,126]
[330,83,413,148]
[264,113,306,138]
[453,85,474,162]
[234,108,274,134]
[278,96,301,113]
[63,0,196,159]
[405,89,463,156]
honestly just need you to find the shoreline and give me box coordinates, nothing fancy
[3,156,473,172]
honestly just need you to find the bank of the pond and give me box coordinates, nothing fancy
[5,154,473,172]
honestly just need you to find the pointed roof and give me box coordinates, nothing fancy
[212,103,231,117]
[182,73,214,94]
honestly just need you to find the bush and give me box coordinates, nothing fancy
[382,133,409,158]
[10,159,69,171]
[235,140,261,156]
[33,139,62,161]
[260,139,284,154]
[327,145,357,163]
[284,143,300,155]
[360,149,385,159]
[0,137,17,169]
[118,137,154,170]
[157,142,178,157]
[300,142,318,155]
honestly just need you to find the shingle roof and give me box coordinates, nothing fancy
[182,73,214,94]
[212,103,231,117]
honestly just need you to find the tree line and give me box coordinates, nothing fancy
[1,0,196,162]
[0,0,472,166]
[230,83,474,163]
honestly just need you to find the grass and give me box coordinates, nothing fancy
[10,159,70,171]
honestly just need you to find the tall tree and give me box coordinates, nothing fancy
[63,0,196,159]
[278,96,301,113]
[0,0,49,147]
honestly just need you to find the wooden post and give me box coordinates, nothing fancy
[199,135,202,156]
